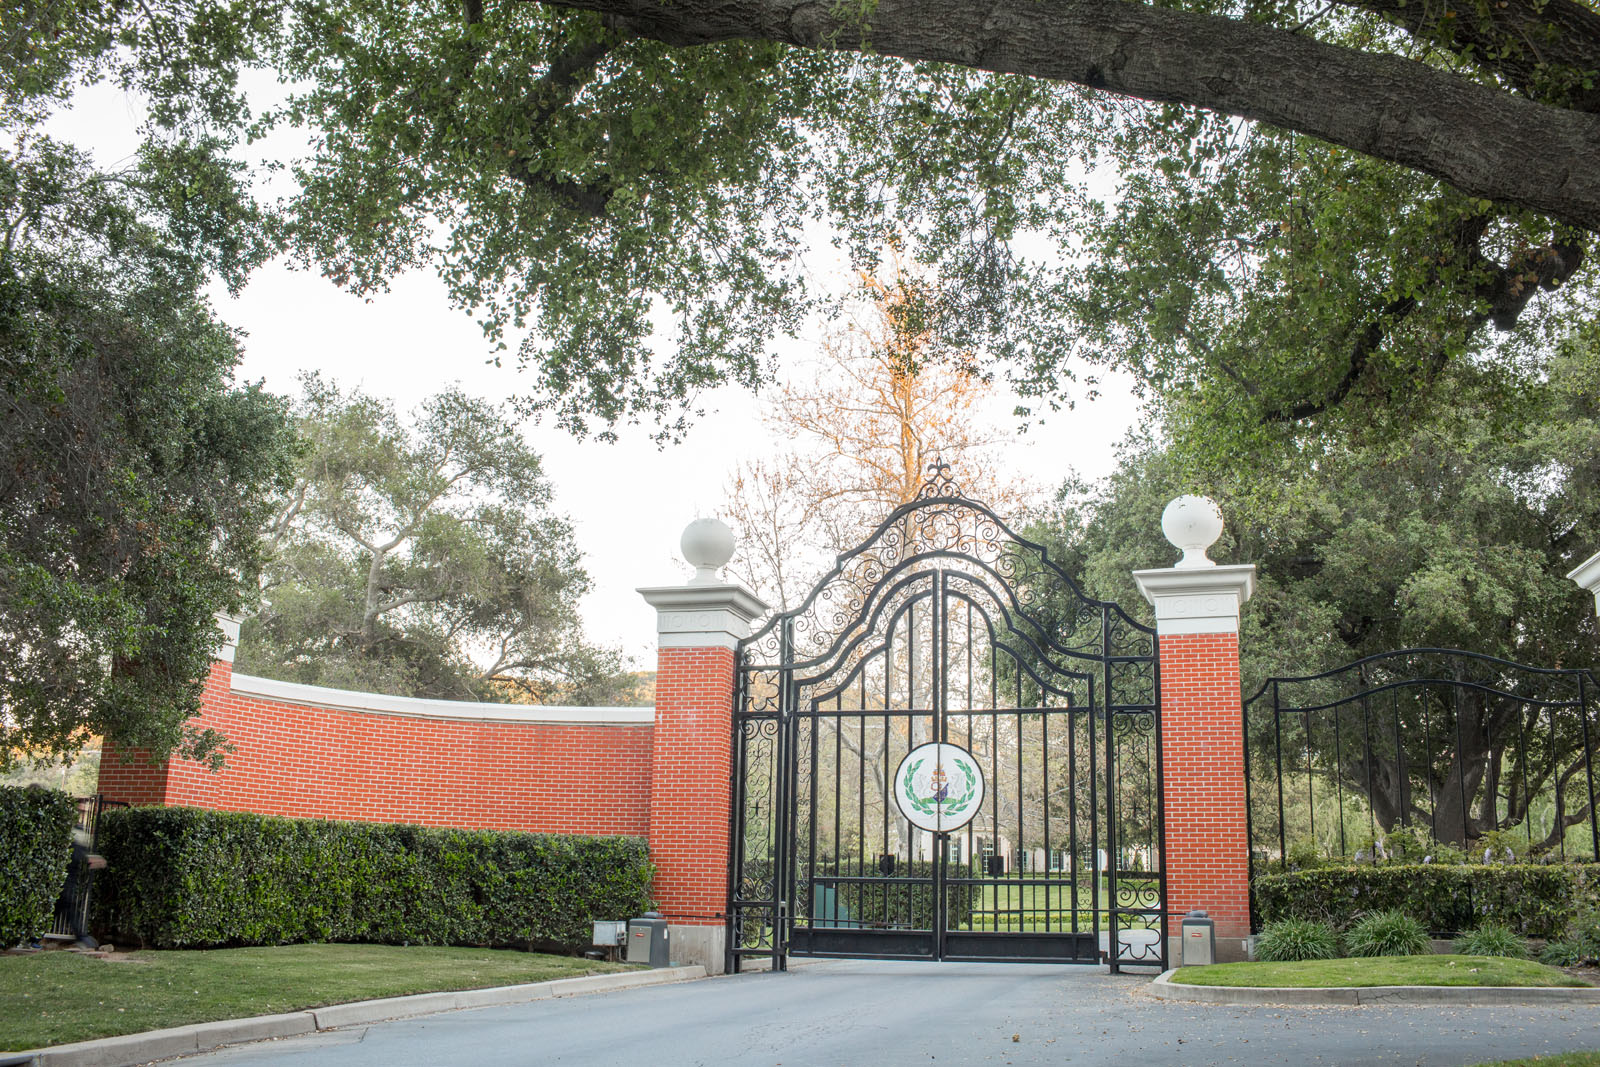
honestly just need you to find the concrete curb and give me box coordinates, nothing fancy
[6,965,706,1067]
[1146,969,1600,1006]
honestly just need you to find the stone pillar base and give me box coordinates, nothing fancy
[1167,933,1252,966]
[667,925,726,975]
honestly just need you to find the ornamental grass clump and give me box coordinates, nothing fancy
[1452,923,1527,958]
[1344,910,1432,957]
[1255,918,1341,962]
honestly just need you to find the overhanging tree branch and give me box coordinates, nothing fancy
[533,0,1600,233]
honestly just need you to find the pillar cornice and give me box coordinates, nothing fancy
[1131,564,1257,636]
[638,583,770,650]
[1568,549,1600,616]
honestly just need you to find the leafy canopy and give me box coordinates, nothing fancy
[239,376,633,704]
[11,0,1595,441]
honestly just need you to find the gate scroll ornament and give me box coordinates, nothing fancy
[726,463,1166,972]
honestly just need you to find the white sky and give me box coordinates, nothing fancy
[52,81,1147,666]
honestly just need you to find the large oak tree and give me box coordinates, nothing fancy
[10,0,1595,440]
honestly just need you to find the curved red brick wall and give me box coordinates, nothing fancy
[99,662,654,836]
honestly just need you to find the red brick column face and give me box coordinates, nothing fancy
[647,646,735,927]
[1159,631,1250,939]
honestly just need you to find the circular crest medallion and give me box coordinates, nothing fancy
[893,742,986,833]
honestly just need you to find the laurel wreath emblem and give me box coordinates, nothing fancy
[901,756,978,818]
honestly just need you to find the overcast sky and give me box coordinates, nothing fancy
[56,82,1148,665]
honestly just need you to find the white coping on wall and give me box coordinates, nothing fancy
[229,673,654,726]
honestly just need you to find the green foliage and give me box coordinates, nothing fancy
[1255,863,1600,938]
[823,862,976,931]
[1361,825,1469,866]
[1283,840,1330,871]
[1255,918,1341,962]
[237,376,631,704]
[1343,909,1432,957]
[0,252,300,766]
[1452,923,1528,958]
[7,0,1591,449]
[1537,906,1600,967]
[94,807,653,951]
[0,119,298,769]
[0,785,74,946]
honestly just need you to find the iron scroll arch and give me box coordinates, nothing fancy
[726,464,1166,972]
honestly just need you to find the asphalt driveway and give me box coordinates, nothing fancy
[183,959,1600,1067]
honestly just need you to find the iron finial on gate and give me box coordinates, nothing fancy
[916,456,964,500]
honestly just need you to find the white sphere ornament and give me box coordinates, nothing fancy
[1161,495,1224,569]
[681,517,736,585]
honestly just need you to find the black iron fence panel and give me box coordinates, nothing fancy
[49,794,127,940]
[1244,649,1600,889]
[728,464,1165,972]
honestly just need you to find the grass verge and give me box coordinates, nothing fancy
[1170,955,1591,989]
[0,944,637,1051]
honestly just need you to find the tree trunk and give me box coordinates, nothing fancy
[538,0,1600,233]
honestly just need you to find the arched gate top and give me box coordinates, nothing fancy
[739,462,1153,678]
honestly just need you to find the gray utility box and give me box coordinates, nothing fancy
[627,912,671,967]
[1181,909,1216,966]
[592,920,627,948]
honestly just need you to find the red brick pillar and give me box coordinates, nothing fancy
[1134,497,1257,963]
[639,526,767,975]
[98,613,241,807]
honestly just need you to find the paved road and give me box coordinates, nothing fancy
[184,960,1600,1067]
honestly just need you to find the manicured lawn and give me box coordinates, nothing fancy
[959,876,1158,932]
[1171,955,1592,989]
[0,944,638,1051]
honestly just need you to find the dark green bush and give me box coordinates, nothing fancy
[1255,918,1341,962]
[1255,863,1600,937]
[1344,910,1432,957]
[94,807,653,950]
[1537,906,1600,967]
[807,862,976,931]
[0,785,75,946]
[1452,923,1527,958]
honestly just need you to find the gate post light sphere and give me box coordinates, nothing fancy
[1161,495,1224,569]
[681,517,736,585]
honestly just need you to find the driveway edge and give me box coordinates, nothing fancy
[1146,969,1600,1006]
[7,965,706,1067]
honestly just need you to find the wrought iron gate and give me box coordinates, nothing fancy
[727,466,1166,972]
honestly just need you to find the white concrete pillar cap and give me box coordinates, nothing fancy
[1568,548,1600,616]
[681,517,736,585]
[1162,495,1224,569]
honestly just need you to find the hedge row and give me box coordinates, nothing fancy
[94,807,654,950]
[0,786,75,946]
[1255,863,1600,937]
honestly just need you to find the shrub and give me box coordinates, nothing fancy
[1452,923,1527,958]
[1255,862,1600,937]
[828,861,975,931]
[1255,918,1341,962]
[1345,910,1432,957]
[1538,939,1589,967]
[0,785,75,946]
[1537,906,1600,967]
[94,806,653,950]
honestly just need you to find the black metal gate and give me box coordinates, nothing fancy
[727,466,1165,972]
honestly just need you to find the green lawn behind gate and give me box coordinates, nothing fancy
[956,876,1160,932]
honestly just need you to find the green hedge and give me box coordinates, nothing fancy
[94,807,654,950]
[1255,863,1600,937]
[0,785,75,946]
